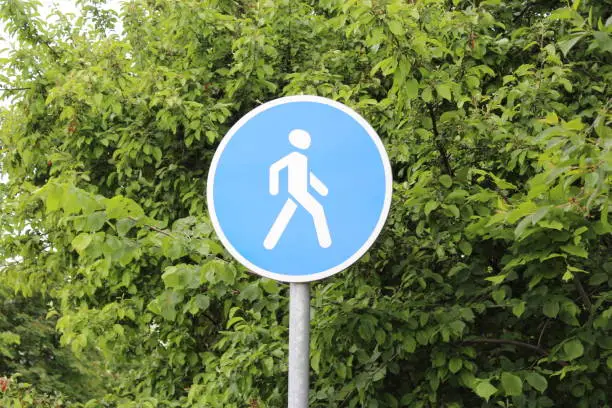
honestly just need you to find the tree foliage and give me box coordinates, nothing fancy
[0,286,105,402]
[0,0,611,407]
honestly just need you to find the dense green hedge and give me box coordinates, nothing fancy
[0,287,104,404]
[1,0,610,406]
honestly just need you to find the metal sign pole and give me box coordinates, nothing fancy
[288,282,310,408]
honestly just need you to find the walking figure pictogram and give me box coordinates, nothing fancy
[263,129,332,250]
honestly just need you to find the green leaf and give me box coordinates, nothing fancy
[531,206,550,224]
[593,31,612,53]
[436,83,452,101]
[162,267,182,288]
[372,366,386,382]
[458,241,472,256]
[422,86,433,102]
[375,329,386,345]
[558,33,587,57]
[227,316,245,329]
[432,351,446,367]
[238,283,262,301]
[387,20,404,36]
[525,372,548,392]
[162,265,200,289]
[218,263,236,284]
[439,174,452,188]
[573,226,588,237]
[449,320,466,335]
[371,57,393,77]
[449,357,463,373]
[540,220,564,230]
[193,294,210,312]
[374,56,398,76]
[486,274,507,285]
[424,200,439,216]
[475,381,497,401]
[563,339,584,360]
[501,372,523,396]
[202,260,235,284]
[492,288,506,304]
[158,291,181,321]
[262,356,274,376]
[72,233,93,253]
[507,201,537,223]
[560,245,588,258]
[515,64,535,76]
[260,278,280,294]
[116,218,136,236]
[541,111,559,125]
[515,216,533,239]
[403,335,417,353]
[543,300,560,318]
[311,349,321,373]
[85,211,107,232]
[161,236,185,260]
[152,146,162,162]
[444,204,460,218]
[607,356,612,370]
[45,183,63,213]
[405,78,419,100]
[105,195,145,219]
[549,7,581,21]
[512,301,526,317]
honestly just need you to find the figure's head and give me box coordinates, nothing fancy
[288,129,311,150]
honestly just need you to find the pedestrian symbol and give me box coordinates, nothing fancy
[207,95,392,282]
[264,129,332,250]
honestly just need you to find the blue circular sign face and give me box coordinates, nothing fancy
[207,95,392,282]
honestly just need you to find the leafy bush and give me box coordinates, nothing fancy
[0,287,105,402]
[0,375,75,408]
[0,0,610,407]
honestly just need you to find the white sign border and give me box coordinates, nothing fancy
[207,95,392,283]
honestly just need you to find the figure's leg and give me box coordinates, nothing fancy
[264,199,298,249]
[294,194,332,248]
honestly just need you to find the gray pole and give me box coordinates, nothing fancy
[288,282,310,408]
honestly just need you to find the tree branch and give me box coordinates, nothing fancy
[427,103,454,177]
[0,87,31,91]
[463,338,549,356]
[203,312,220,329]
[38,37,61,60]
[537,320,550,347]
[128,216,173,237]
[513,2,534,24]
[574,277,592,310]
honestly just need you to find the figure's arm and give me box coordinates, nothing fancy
[310,172,328,196]
[269,156,290,195]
